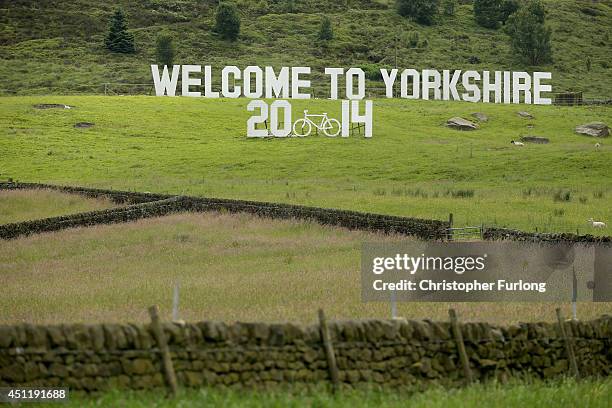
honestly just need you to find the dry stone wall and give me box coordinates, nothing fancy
[483,227,612,245]
[0,317,609,391]
[0,183,450,240]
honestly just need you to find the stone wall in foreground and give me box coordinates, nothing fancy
[0,317,609,391]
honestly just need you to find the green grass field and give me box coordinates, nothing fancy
[1,96,610,235]
[40,378,611,408]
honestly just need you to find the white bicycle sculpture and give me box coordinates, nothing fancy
[292,110,341,137]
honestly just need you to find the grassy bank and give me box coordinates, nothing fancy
[1,96,610,235]
[41,378,612,408]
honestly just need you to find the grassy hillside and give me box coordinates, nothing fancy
[1,96,610,235]
[0,0,610,96]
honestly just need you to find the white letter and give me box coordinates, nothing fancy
[270,100,292,137]
[341,100,350,137]
[422,69,441,100]
[512,72,532,104]
[181,65,201,97]
[265,66,290,99]
[533,72,552,105]
[482,71,502,103]
[151,65,180,96]
[381,69,398,98]
[203,65,219,98]
[221,66,241,98]
[503,71,511,104]
[351,100,373,138]
[325,68,344,100]
[246,100,268,138]
[462,71,481,103]
[292,67,311,99]
[244,66,263,99]
[400,69,420,99]
[346,68,365,100]
[443,70,461,101]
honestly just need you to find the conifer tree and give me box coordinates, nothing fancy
[105,9,135,53]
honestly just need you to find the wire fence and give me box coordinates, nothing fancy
[0,81,609,105]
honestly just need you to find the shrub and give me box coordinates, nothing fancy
[104,9,135,53]
[318,16,333,41]
[524,0,545,23]
[442,0,457,16]
[553,189,571,202]
[408,31,420,48]
[499,0,520,24]
[215,2,241,41]
[505,1,552,65]
[358,64,388,81]
[396,0,439,26]
[155,32,175,67]
[285,0,297,13]
[474,0,502,29]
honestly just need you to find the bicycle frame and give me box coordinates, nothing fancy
[303,112,332,130]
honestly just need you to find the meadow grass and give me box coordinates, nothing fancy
[41,377,612,408]
[0,211,608,325]
[0,189,115,224]
[1,96,610,236]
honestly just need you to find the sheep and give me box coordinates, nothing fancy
[595,142,601,149]
[588,218,607,228]
[511,140,524,146]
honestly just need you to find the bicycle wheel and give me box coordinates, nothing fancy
[322,118,341,137]
[292,119,312,137]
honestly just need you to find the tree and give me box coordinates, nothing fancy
[318,16,333,41]
[396,0,439,26]
[474,0,502,29]
[215,2,241,41]
[442,0,457,16]
[505,2,552,65]
[524,0,545,23]
[105,9,135,53]
[156,32,175,67]
[499,0,519,24]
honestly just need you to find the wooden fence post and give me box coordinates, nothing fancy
[449,309,473,384]
[149,305,178,396]
[556,308,580,378]
[448,213,454,241]
[318,309,340,393]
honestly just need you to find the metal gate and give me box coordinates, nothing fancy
[447,226,483,241]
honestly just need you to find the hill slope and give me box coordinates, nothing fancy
[1,95,611,235]
[0,0,610,96]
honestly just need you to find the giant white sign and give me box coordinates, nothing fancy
[151,65,553,138]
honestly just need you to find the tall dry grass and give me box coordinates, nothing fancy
[0,212,609,325]
[0,189,115,224]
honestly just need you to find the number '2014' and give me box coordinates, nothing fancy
[247,100,373,138]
